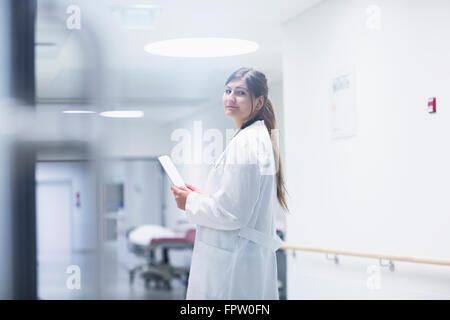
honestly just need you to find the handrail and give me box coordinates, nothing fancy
[281,243,450,267]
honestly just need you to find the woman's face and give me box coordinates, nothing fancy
[223,79,263,128]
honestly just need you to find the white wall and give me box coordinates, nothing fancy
[99,117,173,158]
[283,0,450,299]
[123,160,164,227]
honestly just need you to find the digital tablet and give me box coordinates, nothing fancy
[157,155,187,188]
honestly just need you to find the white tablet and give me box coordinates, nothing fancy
[158,155,187,188]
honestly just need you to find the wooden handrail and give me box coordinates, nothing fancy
[281,243,450,267]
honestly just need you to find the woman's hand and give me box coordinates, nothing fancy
[170,182,202,211]
[185,182,202,194]
[170,185,190,211]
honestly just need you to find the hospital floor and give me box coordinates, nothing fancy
[37,241,187,300]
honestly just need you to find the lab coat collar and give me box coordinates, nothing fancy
[214,120,264,169]
[233,119,264,139]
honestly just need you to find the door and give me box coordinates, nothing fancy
[36,180,72,260]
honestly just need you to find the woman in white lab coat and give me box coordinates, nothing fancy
[171,67,289,300]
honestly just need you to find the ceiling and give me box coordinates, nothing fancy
[36,0,323,122]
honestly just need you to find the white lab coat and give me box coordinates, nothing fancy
[184,120,283,300]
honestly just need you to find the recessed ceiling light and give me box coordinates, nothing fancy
[99,110,144,118]
[62,110,96,114]
[144,37,259,57]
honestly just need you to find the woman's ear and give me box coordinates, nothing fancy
[256,96,264,110]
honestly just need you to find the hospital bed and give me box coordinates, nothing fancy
[126,225,195,291]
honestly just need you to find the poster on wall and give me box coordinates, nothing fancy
[330,72,356,139]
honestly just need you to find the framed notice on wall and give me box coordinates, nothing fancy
[330,72,357,139]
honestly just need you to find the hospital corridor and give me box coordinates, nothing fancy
[0,0,449,302]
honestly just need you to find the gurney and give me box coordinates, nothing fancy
[126,225,195,290]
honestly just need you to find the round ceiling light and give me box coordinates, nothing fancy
[144,37,259,57]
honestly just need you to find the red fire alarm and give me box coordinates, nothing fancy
[428,97,436,114]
